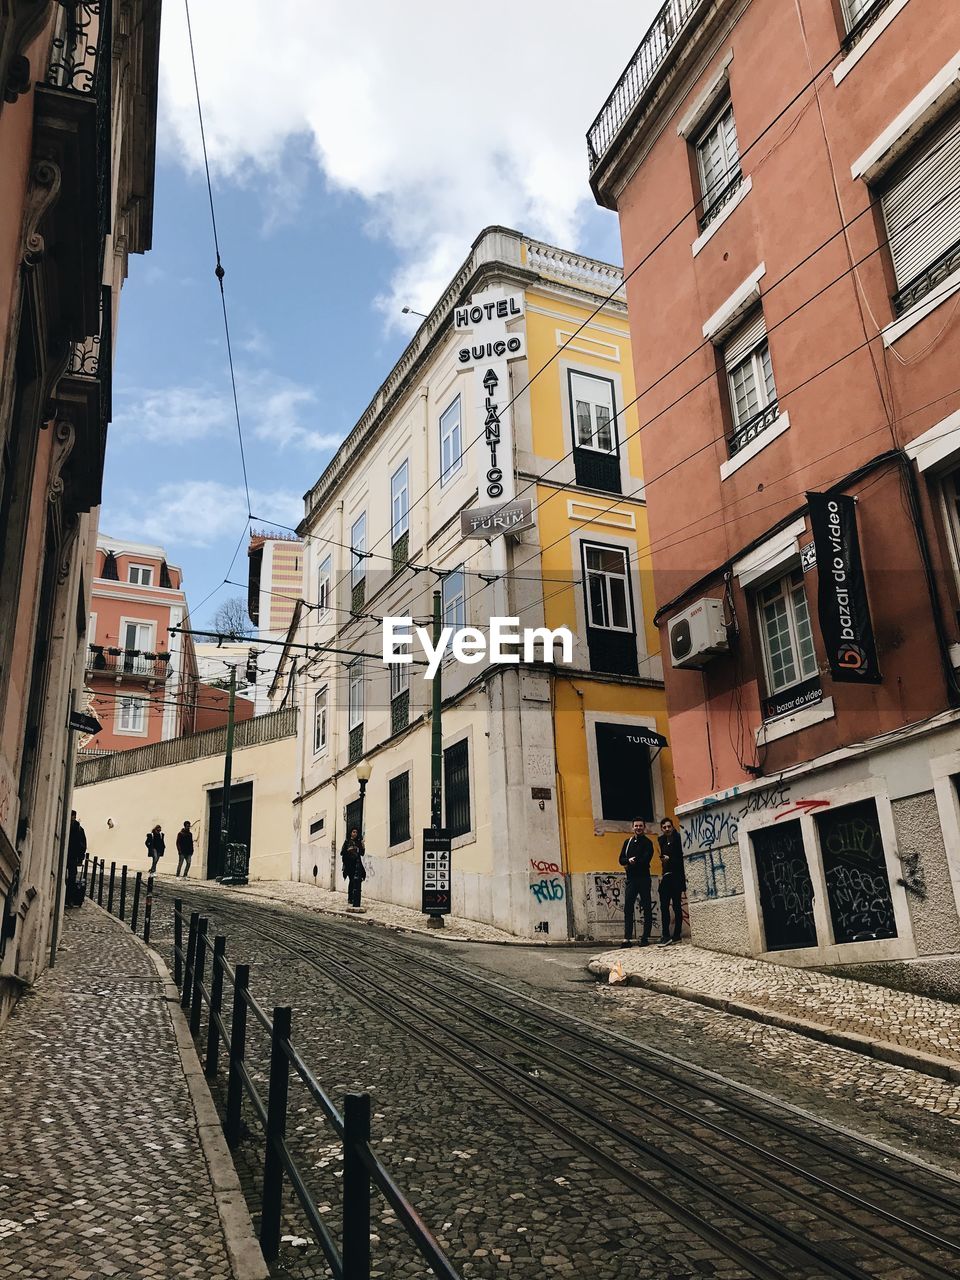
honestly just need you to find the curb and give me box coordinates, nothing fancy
[587,958,960,1086]
[97,905,269,1280]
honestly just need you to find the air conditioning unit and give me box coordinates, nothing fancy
[668,598,729,669]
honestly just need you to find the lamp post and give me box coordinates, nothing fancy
[355,758,372,841]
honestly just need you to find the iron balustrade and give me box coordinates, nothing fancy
[86,645,173,681]
[170,901,462,1278]
[587,0,706,170]
[391,531,409,575]
[892,238,960,318]
[391,689,410,736]
[697,169,745,232]
[728,399,781,457]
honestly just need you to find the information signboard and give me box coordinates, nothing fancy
[421,828,452,915]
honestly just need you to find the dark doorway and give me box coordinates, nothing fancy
[816,799,896,943]
[345,798,363,841]
[595,722,654,822]
[752,820,817,951]
[207,781,253,879]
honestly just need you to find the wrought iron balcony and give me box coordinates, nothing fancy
[892,239,960,318]
[729,399,780,457]
[351,579,366,613]
[587,0,707,173]
[391,690,410,736]
[697,169,744,232]
[392,531,409,576]
[348,724,364,763]
[86,646,172,682]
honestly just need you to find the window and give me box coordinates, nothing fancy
[723,310,778,452]
[350,514,367,587]
[882,111,960,315]
[584,545,632,631]
[391,461,409,543]
[815,799,896,944]
[348,661,364,730]
[569,370,621,492]
[317,555,332,614]
[840,0,884,36]
[751,822,818,951]
[756,569,817,694]
[390,646,410,699]
[696,98,741,224]
[87,613,97,645]
[442,567,466,630]
[117,696,146,733]
[939,467,960,597]
[309,817,325,838]
[595,722,654,822]
[128,564,153,586]
[443,738,471,838]
[313,687,328,754]
[440,396,463,485]
[389,771,411,847]
[390,634,411,733]
[121,620,154,674]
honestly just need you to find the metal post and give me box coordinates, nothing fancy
[118,865,128,922]
[205,935,226,1077]
[182,911,199,1009]
[225,963,249,1150]
[430,589,442,828]
[97,858,104,906]
[173,898,183,988]
[130,871,142,933]
[220,664,237,876]
[107,861,116,914]
[143,874,154,945]
[260,1005,291,1262]
[342,1092,372,1280]
[190,916,208,1038]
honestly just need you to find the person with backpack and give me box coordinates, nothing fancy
[340,826,366,909]
[146,824,165,875]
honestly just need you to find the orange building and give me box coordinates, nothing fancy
[247,530,302,712]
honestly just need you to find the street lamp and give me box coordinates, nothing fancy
[401,305,427,318]
[355,758,372,841]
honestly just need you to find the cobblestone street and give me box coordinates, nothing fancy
[150,881,960,1280]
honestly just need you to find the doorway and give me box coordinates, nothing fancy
[206,781,253,879]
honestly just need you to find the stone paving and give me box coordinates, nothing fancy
[0,904,237,1279]
[590,941,960,1075]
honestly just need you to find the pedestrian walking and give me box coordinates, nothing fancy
[619,818,654,947]
[176,820,194,877]
[65,810,87,906]
[145,824,165,874]
[657,817,686,945]
[340,826,366,909]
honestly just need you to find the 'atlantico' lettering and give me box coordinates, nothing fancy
[383,617,573,680]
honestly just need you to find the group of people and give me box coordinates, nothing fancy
[619,816,686,948]
[145,822,195,876]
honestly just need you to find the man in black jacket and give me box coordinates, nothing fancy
[657,817,686,944]
[619,818,654,947]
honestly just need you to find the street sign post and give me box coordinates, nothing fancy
[421,828,452,919]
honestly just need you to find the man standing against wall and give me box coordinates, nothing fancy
[619,819,654,947]
[176,821,194,877]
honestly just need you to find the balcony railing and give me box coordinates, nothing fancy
[697,169,744,232]
[348,724,364,763]
[392,531,409,575]
[587,0,707,171]
[892,238,960,318]
[391,689,410,736]
[729,399,780,457]
[86,646,172,682]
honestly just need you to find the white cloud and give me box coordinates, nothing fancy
[158,2,648,325]
[107,481,302,550]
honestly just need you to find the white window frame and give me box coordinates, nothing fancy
[723,311,777,430]
[313,686,328,755]
[568,370,618,455]
[350,514,366,588]
[87,612,97,646]
[117,695,147,735]
[128,563,154,586]
[390,642,410,699]
[840,0,881,32]
[582,543,634,634]
[755,568,818,695]
[440,395,463,486]
[317,554,332,615]
[695,97,741,215]
[348,661,364,731]
[119,617,156,675]
[441,567,466,630]
[391,460,410,543]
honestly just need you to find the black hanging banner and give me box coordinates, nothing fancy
[807,492,881,684]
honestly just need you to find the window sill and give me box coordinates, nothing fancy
[755,696,835,746]
[833,0,911,86]
[692,176,752,258]
[451,829,477,851]
[387,837,414,856]
[720,413,790,480]
[882,264,960,347]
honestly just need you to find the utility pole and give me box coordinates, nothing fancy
[430,589,442,828]
[219,664,236,878]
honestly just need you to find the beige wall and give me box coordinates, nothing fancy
[74,734,296,882]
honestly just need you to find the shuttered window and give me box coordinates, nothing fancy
[696,99,741,215]
[443,739,471,838]
[722,310,777,429]
[389,771,411,847]
[882,111,960,294]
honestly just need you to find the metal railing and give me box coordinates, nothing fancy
[83,856,154,943]
[728,399,781,456]
[892,238,960,318]
[587,0,706,170]
[697,168,744,232]
[841,0,894,50]
[171,902,461,1278]
[86,645,172,681]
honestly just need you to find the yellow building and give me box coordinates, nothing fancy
[287,227,675,940]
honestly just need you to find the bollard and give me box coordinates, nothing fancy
[182,912,199,1009]
[342,1092,372,1280]
[225,963,249,1150]
[97,859,104,906]
[118,866,128,923]
[143,874,154,945]
[205,936,227,1077]
[260,1006,292,1262]
[190,917,208,1038]
[130,871,142,934]
[107,862,116,915]
[173,899,183,988]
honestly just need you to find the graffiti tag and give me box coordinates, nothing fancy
[530,877,565,904]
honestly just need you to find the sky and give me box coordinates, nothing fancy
[102,1,654,626]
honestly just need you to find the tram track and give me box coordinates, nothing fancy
[163,886,960,1280]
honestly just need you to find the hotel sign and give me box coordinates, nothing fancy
[460,498,534,539]
[456,288,526,503]
[454,292,526,367]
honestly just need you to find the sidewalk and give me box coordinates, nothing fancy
[590,943,960,1084]
[0,903,265,1280]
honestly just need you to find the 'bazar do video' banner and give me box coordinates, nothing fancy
[807,491,881,684]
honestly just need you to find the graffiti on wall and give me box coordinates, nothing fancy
[530,876,565,904]
[680,781,794,902]
[585,872,663,932]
